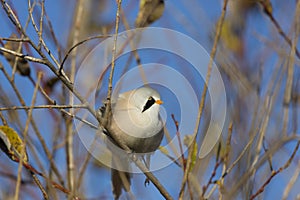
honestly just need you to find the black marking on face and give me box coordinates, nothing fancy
[142,96,156,113]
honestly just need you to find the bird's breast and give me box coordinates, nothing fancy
[112,109,162,139]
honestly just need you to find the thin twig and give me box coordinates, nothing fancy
[0,47,48,64]
[102,0,123,127]
[0,63,65,185]
[28,0,60,68]
[0,37,30,42]
[228,57,286,196]
[205,123,233,199]
[0,104,88,111]
[38,0,45,49]
[282,1,300,136]
[259,0,300,59]
[0,170,33,184]
[15,73,46,200]
[60,35,110,72]
[130,154,173,200]
[2,1,96,118]
[43,7,62,62]
[171,114,185,169]
[171,114,193,199]
[0,102,97,130]
[66,0,85,194]
[227,135,300,197]
[282,160,300,200]
[249,141,300,200]
[119,8,148,84]
[31,172,49,200]
[76,147,93,189]
[0,112,7,125]
[14,160,80,199]
[179,0,229,198]
[250,94,273,175]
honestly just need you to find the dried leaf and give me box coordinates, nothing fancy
[3,34,30,76]
[43,76,60,95]
[262,0,273,14]
[220,20,244,55]
[0,125,28,162]
[135,0,165,27]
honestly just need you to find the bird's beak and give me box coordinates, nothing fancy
[155,100,163,105]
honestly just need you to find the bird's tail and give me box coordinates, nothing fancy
[111,154,132,199]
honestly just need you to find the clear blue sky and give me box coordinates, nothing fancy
[0,0,299,199]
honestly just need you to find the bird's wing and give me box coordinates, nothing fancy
[114,90,137,112]
[117,90,134,101]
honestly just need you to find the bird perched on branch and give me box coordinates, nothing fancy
[98,87,164,199]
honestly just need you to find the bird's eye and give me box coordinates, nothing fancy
[142,96,156,113]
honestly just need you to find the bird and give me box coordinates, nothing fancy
[98,86,164,199]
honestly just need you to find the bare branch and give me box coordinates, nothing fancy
[179,0,229,198]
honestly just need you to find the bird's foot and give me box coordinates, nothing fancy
[144,178,150,187]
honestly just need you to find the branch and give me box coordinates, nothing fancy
[1,0,97,121]
[60,35,111,72]
[0,47,47,65]
[250,141,300,200]
[179,0,229,198]
[259,0,300,59]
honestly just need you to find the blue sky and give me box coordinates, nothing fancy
[0,0,300,199]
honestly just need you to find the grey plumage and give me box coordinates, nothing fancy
[99,87,164,199]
